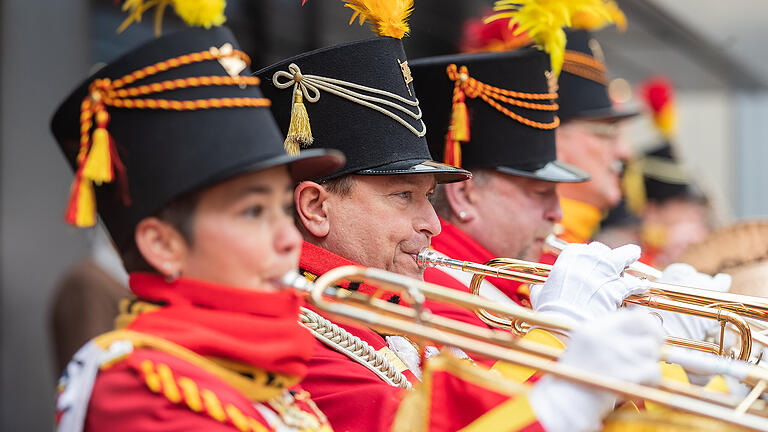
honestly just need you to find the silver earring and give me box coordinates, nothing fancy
[164,270,180,283]
[458,211,468,221]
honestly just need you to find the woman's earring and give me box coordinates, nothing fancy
[163,263,180,283]
[458,211,468,221]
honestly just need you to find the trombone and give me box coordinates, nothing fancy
[285,266,768,431]
[417,248,759,361]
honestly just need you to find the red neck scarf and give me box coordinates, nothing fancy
[299,241,403,304]
[126,273,315,378]
[430,218,526,304]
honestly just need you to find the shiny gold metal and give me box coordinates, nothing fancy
[417,249,756,361]
[293,265,768,431]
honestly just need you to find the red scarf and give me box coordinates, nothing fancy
[126,273,315,378]
[430,218,527,305]
[299,241,403,304]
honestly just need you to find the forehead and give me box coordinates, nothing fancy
[356,173,437,189]
[201,166,292,201]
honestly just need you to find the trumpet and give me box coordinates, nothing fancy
[285,266,768,431]
[417,248,756,361]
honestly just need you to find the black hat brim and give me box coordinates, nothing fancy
[496,160,590,183]
[564,106,639,123]
[204,148,346,189]
[356,159,471,184]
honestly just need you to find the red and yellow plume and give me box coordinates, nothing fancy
[639,77,676,139]
[485,0,623,77]
[343,0,414,39]
[117,0,227,36]
[460,15,532,53]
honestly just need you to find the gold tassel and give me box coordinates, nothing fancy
[64,174,96,227]
[83,127,114,184]
[448,95,470,142]
[284,90,313,156]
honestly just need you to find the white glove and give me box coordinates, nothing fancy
[531,242,649,323]
[529,310,664,432]
[651,263,732,341]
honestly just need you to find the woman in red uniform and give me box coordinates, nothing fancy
[51,26,344,432]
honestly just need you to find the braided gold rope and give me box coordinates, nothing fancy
[562,50,608,85]
[446,64,559,130]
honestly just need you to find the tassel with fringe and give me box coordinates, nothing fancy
[284,89,313,156]
[444,77,471,168]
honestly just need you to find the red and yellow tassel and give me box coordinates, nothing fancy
[64,169,96,227]
[444,77,470,168]
[82,110,115,184]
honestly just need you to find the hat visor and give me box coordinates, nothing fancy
[205,149,345,188]
[496,160,590,183]
[356,159,471,184]
[563,106,639,123]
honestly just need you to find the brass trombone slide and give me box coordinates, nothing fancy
[417,249,755,361]
[289,266,768,431]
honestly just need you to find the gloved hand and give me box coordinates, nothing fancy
[652,263,732,341]
[531,242,649,323]
[529,310,664,432]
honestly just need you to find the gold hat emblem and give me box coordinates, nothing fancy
[588,38,606,64]
[212,43,247,85]
[398,59,414,96]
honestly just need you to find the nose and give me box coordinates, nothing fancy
[544,191,563,223]
[274,213,303,256]
[416,198,441,238]
[613,132,632,163]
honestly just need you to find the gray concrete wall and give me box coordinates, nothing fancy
[1,0,90,429]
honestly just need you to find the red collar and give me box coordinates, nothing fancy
[126,273,315,378]
[299,241,403,304]
[430,218,525,304]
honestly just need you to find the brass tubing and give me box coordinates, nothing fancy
[304,266,768,431]
[418,250,754,360]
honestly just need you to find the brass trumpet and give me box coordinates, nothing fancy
[416,249,757,361]
[286,266,768,431]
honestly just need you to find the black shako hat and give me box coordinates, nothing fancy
[558,30,637,123]
[410,48,589,183]
[256,37,470,184]
[641,143,702,203]
[51,27,344,251]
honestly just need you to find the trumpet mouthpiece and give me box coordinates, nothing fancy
[417,248,440,268]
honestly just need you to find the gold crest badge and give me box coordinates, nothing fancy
[398,59,414,96]
[588,38,606,64]
[211,43,248,87]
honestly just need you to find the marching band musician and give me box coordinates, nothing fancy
[51,25,346,431]
[258,1,666,431]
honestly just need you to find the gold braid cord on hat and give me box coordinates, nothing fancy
[442,63,558,167]
[66,44,269,228]
[562,50,608,85]
[272,63,426,155]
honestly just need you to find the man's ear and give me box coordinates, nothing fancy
[134,217,190,277]
[444,178,479,223]
[295,181,331,239]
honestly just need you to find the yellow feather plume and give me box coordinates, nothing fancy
[117,0,226,36]
[485,0,621,77]
[343,0,413,39]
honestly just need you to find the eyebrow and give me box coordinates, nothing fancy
[237,184,293,196]
[386,176,436,189]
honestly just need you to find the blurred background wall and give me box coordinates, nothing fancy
[1,0,767,429]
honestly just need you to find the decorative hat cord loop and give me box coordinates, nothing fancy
[272,63,427,155]
[442,64,560,168]
[65,46,269,228]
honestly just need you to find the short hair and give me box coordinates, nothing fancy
[120,189,202,273]
[321,174,355,197]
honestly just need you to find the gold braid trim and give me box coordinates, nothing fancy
[562,50,608,85]
[94,329,299,402]
[139,358,270,432]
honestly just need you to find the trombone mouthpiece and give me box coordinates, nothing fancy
[282,271,313,293]
[417,248,439,268]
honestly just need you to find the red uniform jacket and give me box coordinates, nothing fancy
[56,274,331,432]
[298,241,545,432]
